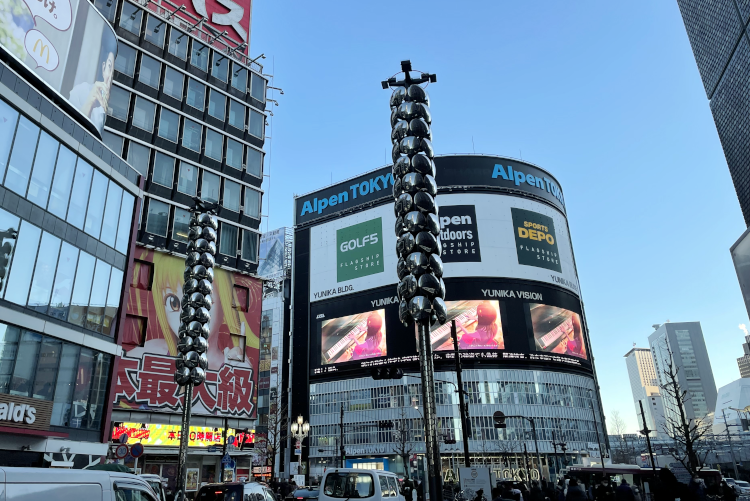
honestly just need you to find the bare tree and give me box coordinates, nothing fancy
[608,411,635,464]
[392,406,415,479]
[658,351,710,476]
[264,390,288,479]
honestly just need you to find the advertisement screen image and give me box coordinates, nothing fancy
[0,0,117,133]
[428,300,503,351]
[321,310,386,365]
[114,250,261,418]
[530,303,586,360]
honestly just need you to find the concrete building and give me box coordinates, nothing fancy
[648,322,717,435]
[624,347,665,437]
[737,330,750,378]
[713,378,750,436]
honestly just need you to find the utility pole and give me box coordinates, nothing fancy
[551,430,560,479]
[589,398,606,473]
[339,402,345,468]
[723,409,740,480]
[638,400,657,473]
[450,320,471,468]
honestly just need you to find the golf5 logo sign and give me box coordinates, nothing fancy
[439,205,481,263]
[337,218,384,282]
[511,208,561,273]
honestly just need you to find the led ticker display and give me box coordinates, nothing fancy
[428,300,503,351]
[529,303,587,360]
[112,423,255,448]
[321,309,387,365]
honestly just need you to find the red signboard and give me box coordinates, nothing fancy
[114,249,261,418]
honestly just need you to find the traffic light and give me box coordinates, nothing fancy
[493,411,506,429]
[444,438,457,444]
[378,420,394,430]
[370,367,404,380]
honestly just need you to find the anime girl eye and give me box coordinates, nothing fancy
[165,292,180,312]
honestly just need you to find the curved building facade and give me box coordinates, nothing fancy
[291,155,605,483]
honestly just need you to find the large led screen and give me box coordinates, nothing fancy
[321,309,387,365]
[529,303,587,360]
[428,300,504,351]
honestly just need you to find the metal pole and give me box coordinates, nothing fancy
[176,382,194,501]
[529,418,542,480]
[339,402,345,468]
[221,417,228,482]
[450,320,471,468]
[551,431,559,480]
[522,442,531,490]
[638,400,657,473]
[723,409,740,480]
[589,400,606,473]
[417,322,443,501]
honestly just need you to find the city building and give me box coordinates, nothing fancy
[737,328,750,378]
[291,154,607,483]
[648,322,717,435]
[0,3,142,467]
[712,378,750,436]
[624,347,665,437]
[85,0,267,489]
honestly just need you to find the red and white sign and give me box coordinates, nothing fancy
[115,444,129,459]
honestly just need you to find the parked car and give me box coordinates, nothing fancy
[139,473,167,501]
[0,467,158,501]
[293,487,320,501]
[726,478,750,495]
[196,481,278,501]
[319,469,405,501]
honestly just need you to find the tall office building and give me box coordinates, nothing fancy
[648,322,717,433]
[737,330,750,377]
[624,347,665,437]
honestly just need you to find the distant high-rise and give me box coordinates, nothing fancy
[737,328,750,377]
[648,322,717,433]
[624,347,665,437]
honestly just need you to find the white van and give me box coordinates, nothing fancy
[195,481,278,501]
[0,467,158,501]
[319,469,405,501]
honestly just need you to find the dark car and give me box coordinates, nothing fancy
[292,487,319,501]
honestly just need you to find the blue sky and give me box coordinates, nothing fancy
[250,1,747,433]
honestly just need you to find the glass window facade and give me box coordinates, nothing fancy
[182,119,202,151]
[138,54,161,89]
[163,67,184,100]
[204,129,223,161]
[223,179,241,212]
[144,14,166,48]
[186,79,205,109]
[168,28,188,60]
[173,207,190,242]
[232,64,247,92]
[191,41,209,72]
[146,199,170,237]
[247,148,262,178]
[153,152,175,188]
[119,1,142,35]
[177,162,198,196]
[226,138,243,170]
[201,171,220,203]
[5,116,40,197]
[108,86,130,122]
[228,99,244,130]
[241,230,258,262]
[0,100,19,179]
[248,109,264,139]
[115,42,137,77]
[102,131,123,156]
[132,97,156,132]
[158,108,180,143]
[208,91,226,121]
[251,72,265,102]
[244,188,260,219]
[127,142,150,177]
[212,54,228,82]
[219,223,237,256]
[27,132,58,208]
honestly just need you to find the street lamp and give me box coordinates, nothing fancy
[291,415,310,442]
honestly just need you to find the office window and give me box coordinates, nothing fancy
[69,348,94,427]
[27,132,59,208]
[102,269,123,337]
[168,28,188,60]
[5,116,40,197]
[246,147,262,178]
[115,193,135,254]
[176,163,197,197]
[173,207,190,242]
[251,72,265,102]
[9,330,41,397]
[146,198,169,236]
[86,260,111,331]
[0,100,19,180]
[27,232,60,313]
[208,90,226,121]
[138,54,161,89]
[186,79,205,109]
[46,241,78,320]
[191,41,209,72]
[107,86,130,122]
[0,326,20,394]
[244,187,260,219]
[249,109,264,138]
[182,119,202,152]
[84,171,109,238]
[93,0,116,21]
[67,159,93,230]
[201,171,220,203]
[50,343,79,426]
[47,146,76,219]
[204,129,223,161]
[102,131,123,156]
[5,221,42,305]
[158,108,180,143]
[114,42,136,77]
[100,183,123,249]
[153,152,175,188]
[228,100,245,129]
[219,223,238,256]
[212,53,228,82]
[226,138,243,170]
[119,2,142,35]
[126,142,150,177]
[132,97,156,132]
[87,353,111,428]
[223,179,240,212]
[232,64,247,92]
[163,67,184,100]
[31,336,62,400]
[144,14,166,47]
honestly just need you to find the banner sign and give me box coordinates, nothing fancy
[258,228,287,279]
[112,422,254,447]
[0,0,117,134]
[309,193,579,302]
[0,393,52,431]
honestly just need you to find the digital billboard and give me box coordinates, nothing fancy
[113,249,261,418]
[321,309,386,365]
[428,300,503,351]
[308,193,579,303]
[258,228,286,279]
[0,0,117,134]
[529,303,586,360]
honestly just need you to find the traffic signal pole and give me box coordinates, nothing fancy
[339,402,345,467]
[450,320,471,468]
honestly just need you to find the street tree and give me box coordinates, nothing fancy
[265,390,288,479]
[392,406,415,479]
[608,411,636,464]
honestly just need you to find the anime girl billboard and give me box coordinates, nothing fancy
[113,249,261,418]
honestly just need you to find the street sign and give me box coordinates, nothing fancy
[130,443,144,458]
[118,433,129,444]
[222,453,232,464]
[228,435,235,445]
[115,444,129,459]
[207,446,217,453]
[492,411,506,429]
[228,460,236,470]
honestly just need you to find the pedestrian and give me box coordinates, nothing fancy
[564,478,587,501]
[721,480,738,501]
[687,475,706,501]
[615,479,634,501]
[631,485,642,501]
[593,478,615,501]
[529,480,545,501]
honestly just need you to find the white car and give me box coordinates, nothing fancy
[735,479,750,494]
[319,469,405,501]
